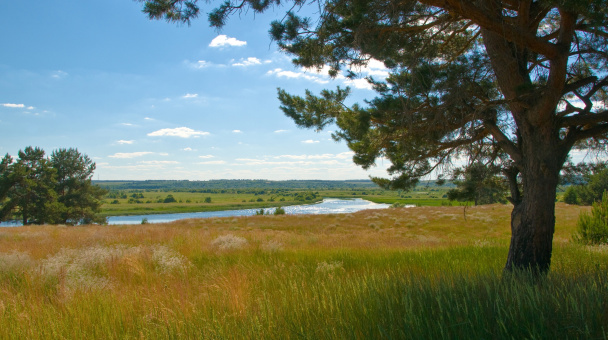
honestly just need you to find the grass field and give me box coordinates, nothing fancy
[99,185,455,217]
[1,203,606,339]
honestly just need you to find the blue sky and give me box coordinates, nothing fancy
[0,0,393,181]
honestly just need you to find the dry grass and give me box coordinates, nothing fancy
[0,203,603,339]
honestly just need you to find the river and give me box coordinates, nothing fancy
[0,198,393,227]
[107,198,392,225]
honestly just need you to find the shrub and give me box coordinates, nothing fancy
[274,207,286,215]
[574,191,608,245]
[163,195,177,203]
[563,186,579,204]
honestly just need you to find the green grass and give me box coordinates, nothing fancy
[1,203,605,339]
[100,186,453,216]
[100,190,323,216]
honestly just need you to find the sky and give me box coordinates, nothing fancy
[0,0,392,181]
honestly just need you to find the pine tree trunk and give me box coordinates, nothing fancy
[504,125,563,274]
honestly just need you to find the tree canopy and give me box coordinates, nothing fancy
[139,0,608,273]
[0,147,107,225]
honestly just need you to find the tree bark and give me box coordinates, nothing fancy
[504,122,564,273]
[481,24,572,274]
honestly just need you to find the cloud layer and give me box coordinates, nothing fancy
[148,127,209,138]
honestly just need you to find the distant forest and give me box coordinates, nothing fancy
[94,179,381,191]
[93,179,451,192]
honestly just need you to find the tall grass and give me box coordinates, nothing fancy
[0,203,605,339]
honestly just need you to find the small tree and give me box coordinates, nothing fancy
[163,195,177,203]
[50,148,106,225]
[574,191,608,245]
[447,163,507,206]
[562,186,579,205]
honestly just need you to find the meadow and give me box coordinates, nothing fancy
[1,203,606,339]
[99,181,455,217]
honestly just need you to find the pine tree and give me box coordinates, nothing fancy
[139,0,608,273]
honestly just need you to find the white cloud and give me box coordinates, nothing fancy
[267,68,329,84]
[275,154,334,160]
[233,153,356,167]
[336,151,354,159]
[198,160,226,165]
[116,140,134,145]
[344,78,373,90]
[144,117,154,121]
[275,155,308,160]
[232,130,242,133]
[274,129,289,133]
[2,103,25,108]
[121,123,135,126]
[148,127,209,138]
[140,160,179,165]
[51,70,68,79]
[183,147,195,151]
[193,60,210,69]
[108,152,153,159]
[234,158,341,166]
[182,93,198,99]
[185,60,226,69]
[199,155,215,159]
[267,59,388,90]
[302,140,320,144]
[354,59,389,77]
[232,57,263,67]
[209,35,246,48]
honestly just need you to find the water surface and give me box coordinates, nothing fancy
[107,198,391,225]
[0,198,395,227]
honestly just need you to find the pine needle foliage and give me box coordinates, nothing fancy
[574,191,608,245]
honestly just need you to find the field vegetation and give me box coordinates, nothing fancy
[97,180,463,217]
[1,203,606,339]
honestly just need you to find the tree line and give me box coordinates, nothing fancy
[95,179,378,191]
[0,147,106,225]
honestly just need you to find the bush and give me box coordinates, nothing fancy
[163,195,177,203]
[574,191,608,245]
[563,186,579,204]
[274,207,285,215]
